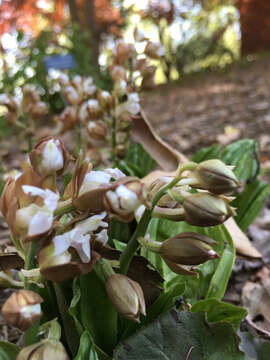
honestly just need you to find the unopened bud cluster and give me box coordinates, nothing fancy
[0,84,47,127]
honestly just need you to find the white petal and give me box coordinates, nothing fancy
[22,186,59,212]
[53,233,71,256]
[76,212,108,234]
[28,211,53,237]
[95,229,108,245]
[116,185,140,211]
[41,139,64,174]
[84,170,111,184]
[20,304,41,319]
[135,205,146,223]
[103,168,126,180]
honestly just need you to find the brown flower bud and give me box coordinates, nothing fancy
[114,143,126,158]
[114,39,136,64]
[104,177,150,222]
[0,177,16,218]
[106,274,146,322]
[87,120,107,141]
[110,65,127,82]
[183,193,235,227]
[17,339,69,360]
[2,290,43,331]
[97,90,114,111]
[193,159,240,194]
[30,137,71,177]
[160,232,218,266]
[144,42,165,59]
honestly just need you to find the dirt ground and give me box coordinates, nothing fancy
[143,57,270,159]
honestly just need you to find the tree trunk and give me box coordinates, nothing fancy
[67,0,79,23]
[238,0,270,55]
[84,0,100,72]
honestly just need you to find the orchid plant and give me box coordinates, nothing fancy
[0,129,250,359]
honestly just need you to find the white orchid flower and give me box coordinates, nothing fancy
[79,170,112,195]
[15,186,59,238]
[52,212,108,263]
[103,168,126,180]
[41,139,64,174]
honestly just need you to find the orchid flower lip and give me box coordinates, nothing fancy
[20,303,42,319]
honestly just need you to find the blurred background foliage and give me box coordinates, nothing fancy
[0,0,268,99]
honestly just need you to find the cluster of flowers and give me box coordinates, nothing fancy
[54,31,164,159]
[0,84,48,127]
[0,136,240,358]
[140,0,175,25]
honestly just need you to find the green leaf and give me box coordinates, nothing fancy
[113,310,245,360]
[239,332,270,360]
[79,267,117,355]
[74,331,99,360]
[233,179,270,231]
[121,143,156,178]
[69,278,84,336]
[0,342,19,360]
[109,219,131,245]
[220,139,259,182]
[192,139,260,182]
[192,143,222,162]
[192,299,247,329]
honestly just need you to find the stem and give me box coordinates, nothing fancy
[24,240,40,346]
[119,162,197,275]
[54,199,74,217]
[138,236,162,253]
[111,116,117,165]
[100,259,115,280]
[75,123,82,157]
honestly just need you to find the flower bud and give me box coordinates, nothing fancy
[63,85,80,105]
[17,339,69,360]
[83,99,103,120]
[145,42,165,59]
[104,177,150,222]
[30,137,71,177]
[87,120,107,141]
[0,177,16,218]
[182,193,235,227]
[2,290,43,331]
[97,90,114,111]
[134,28,147,42]
[106,274,146,322]
[58,106,78,132]
[114,39,135,64]
[193,159,240,194]
[160,232,218,265]
[114,143,126,158]
[30,101,48,119]
[83,77,96,97]
[111,66,127,82]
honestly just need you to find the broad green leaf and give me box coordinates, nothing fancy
[192,139,260,182]
[69,278,84,336]
[0,341,19,360]
[79,267,117,355]
[74,331,99,360]
[220,139,259,182]
[192,299,247,329]
[233,180,270,231]
[239,332,270,360]
[121,142,156,178]
[109,219,131,245]
[192,143,222,162]
[113,310,245,360]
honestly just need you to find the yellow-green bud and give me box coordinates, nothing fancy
[160,232,218,265]
[17,339,69,360]
[1,290,43,331]
[193,159,240,194]
[183,193,234,227]
[106,274,146,322]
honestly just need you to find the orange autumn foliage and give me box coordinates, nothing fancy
[0,0,122,36]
